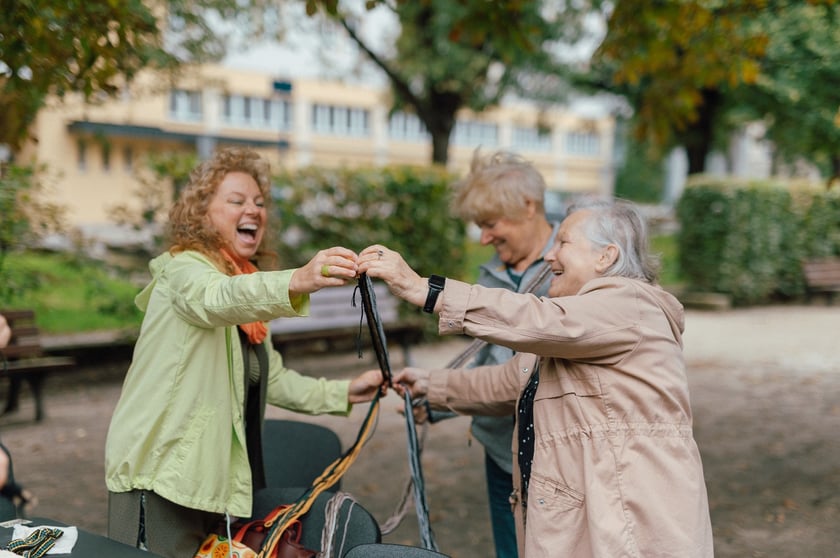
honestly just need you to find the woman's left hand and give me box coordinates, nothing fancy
[349,369,389,404]
[289,247,359,296]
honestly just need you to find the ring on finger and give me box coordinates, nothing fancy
[320,264,331,278]
[377,249,383,260]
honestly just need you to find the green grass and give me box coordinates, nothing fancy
[0,252,144,333]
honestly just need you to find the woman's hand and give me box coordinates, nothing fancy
[289,247,358,297]
[0,314,10,349]
[357,245,428,308]
[348,369,389,404]
[392,367,431,400]
[0,447,8,489]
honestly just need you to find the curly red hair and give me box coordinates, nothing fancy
[167,147,278,273]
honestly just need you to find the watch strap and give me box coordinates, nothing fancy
[423,275,446,313]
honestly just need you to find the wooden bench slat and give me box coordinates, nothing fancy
[5,357,76,372]
[0,345,44,360]
[269,285,425,363]
[802,258,840,304]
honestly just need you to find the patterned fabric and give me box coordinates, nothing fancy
[220,248,268,344]
[5,527,63,558]
[517,364,540,509]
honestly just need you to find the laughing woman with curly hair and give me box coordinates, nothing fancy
[104,148,383,557]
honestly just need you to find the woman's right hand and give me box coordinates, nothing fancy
[289,247,358,297]
[392,367,431,400]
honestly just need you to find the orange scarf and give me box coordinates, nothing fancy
[220,249,268,345]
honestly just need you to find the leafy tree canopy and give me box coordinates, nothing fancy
[734,3,840,183]
[591,0,839,174]
[0,0,284,152]
[304,0,606,163]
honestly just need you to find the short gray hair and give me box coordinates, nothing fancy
[567,199,660,284]
[451,150,546,223]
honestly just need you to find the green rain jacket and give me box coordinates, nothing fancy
[105,251,351,517]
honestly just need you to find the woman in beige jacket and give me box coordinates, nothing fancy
[358,199,713,558]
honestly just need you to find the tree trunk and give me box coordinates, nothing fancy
[430,129,451,165]
[683,88,722,175]
[418,93,459,165]
[829,154,840,190]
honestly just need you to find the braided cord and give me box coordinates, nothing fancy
[257,382,382,557]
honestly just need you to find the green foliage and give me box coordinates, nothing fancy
[731,3,840,183]
[462,241,495,284]
[590,0,840,175]
[650,233,682,288]
[0,252,143,333]
[614,137,666,203]
[0,0,283,151]
[309,0,604,163]
[272,165,468,283]
[0,163,65,284]
[676,178,840,305]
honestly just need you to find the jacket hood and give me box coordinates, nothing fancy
[646,281,685,344]
[134,252,173,312]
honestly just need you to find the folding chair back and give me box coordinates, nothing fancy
[262,419,343,490]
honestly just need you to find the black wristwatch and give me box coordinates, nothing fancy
[423,275,446,313]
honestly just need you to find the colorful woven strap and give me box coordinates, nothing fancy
[5,527,64,558]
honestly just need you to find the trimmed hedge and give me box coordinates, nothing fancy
[677,177,840,305]
[271,163,468,289]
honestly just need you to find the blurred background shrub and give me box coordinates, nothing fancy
[677,178,840,305]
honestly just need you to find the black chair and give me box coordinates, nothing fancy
[0,518,164,557]
[262,419,343,490]
[253,487,381,557]
[344,543,451,557]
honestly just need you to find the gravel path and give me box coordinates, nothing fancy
[2,304,838,557]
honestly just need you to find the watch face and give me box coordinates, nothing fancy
[430,275,446,289]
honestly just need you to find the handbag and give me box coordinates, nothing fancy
[194,504,316,558]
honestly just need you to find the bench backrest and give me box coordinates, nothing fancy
[1,309,45,361]
[270,283,400,335]
[802,258,840,288]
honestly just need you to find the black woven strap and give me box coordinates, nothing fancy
[356,274,438,551]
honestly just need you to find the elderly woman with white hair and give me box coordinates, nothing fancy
[358,199,713,558]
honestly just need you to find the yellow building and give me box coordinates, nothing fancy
[20,64,614,230]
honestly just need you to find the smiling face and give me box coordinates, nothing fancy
[206,171,266,260]
[477,216,537,270]
[476,200,549,272]
[545,210,608,297]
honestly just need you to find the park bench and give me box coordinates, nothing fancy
[270,283,426,366]
[802,258,840,304]
[1,309,76,422]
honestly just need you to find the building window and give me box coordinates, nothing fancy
[221,95,291,131]
[565,131,601,156]
[453,120,499,147]
[312,103,370,137]
[388,112,429,142]
[512,126,552,152]
[170,89,202,122]
[123,146,133,172]
[77,140,87,171]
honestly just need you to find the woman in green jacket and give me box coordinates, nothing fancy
[105,148,384,557]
